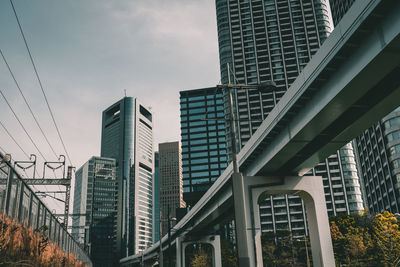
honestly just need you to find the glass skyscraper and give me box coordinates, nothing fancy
[72,156,118,267]
[101,97,154,256]
[180,87,228,207]
[215,0,363,236]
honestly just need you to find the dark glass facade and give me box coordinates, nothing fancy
[73,156,118,267]
[180,87,228,207]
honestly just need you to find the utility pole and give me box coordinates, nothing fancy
[168,205,172,267]
[220,63,276,266]
[64,166,74,228]
[304,235,310,267]
[159,210,163,267]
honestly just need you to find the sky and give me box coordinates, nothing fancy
[0,0,220,213]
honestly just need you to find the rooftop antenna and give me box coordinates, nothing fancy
[124,89,127,97]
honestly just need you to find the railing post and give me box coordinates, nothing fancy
[17,182,25,222]
[49,217,53,242]
[27,193,33,227]
[4,166,14,215]
[56,224,61,247]
[36,202,41,230]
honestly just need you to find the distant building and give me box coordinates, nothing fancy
[153,151,160,243]
[72,156,118,267]
[158,142,185,235]
[179,87,228,207]
[101,97,154,256]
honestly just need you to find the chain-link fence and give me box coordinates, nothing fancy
[0,154,92,266]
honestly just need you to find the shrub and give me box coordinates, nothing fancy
[0,213,87,267]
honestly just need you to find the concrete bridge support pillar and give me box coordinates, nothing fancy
[176,235,222,267]
[235,174,335,267]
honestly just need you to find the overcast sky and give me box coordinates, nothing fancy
[0,0,220,212]
[0,0,220,166]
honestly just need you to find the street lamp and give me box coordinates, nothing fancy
[217,63,277,266]
[295,235,310,267]
[158,206,177,267]
[216,65,277,174]
[168,215,177,267]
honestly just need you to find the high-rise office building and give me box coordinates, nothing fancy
[101,97,154,255]
[215,0,363,236]
[158,142,185,235]
[72,156,118,267]
[355,108,400,213]
[180,87,228,207]
[153,152,160,243]
[327,0,400,214]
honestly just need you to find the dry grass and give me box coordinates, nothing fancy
[0,213,88,267]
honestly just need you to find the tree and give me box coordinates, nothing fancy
[261,231,279,266]
[330,210,385,266]
[221,239,237,267]
[261,230,310,266]
[190,247,212,267]
[344,231,367,265]
[0,213,87,267]
[372,211,400,267]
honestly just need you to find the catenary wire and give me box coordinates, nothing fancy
[0,123,42,180]
[0,136,64,212]
[0,89,47,161]
[0,48,64,189]
[0,119,30,158]
[9,0,73,166]
[0,121,49,186]
[0,128,47,200]
[0,48,59,159]
[0,89,63,201]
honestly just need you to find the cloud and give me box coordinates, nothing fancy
[0,0,220,172]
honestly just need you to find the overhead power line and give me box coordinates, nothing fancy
[9,0,73,166]
[0,141,64,212]
[0,89,47,161]
[0,117,30,159]
[0,122,42,186]
[0,48,59,159]
[0,48,63,189]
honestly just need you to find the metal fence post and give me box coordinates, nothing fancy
[3,166,13,215]
[17,182,24,222]
[36,202,41,230]
[27,193,33,227]
[49,217,53,242]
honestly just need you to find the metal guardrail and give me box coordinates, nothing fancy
[0,153,92,266]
